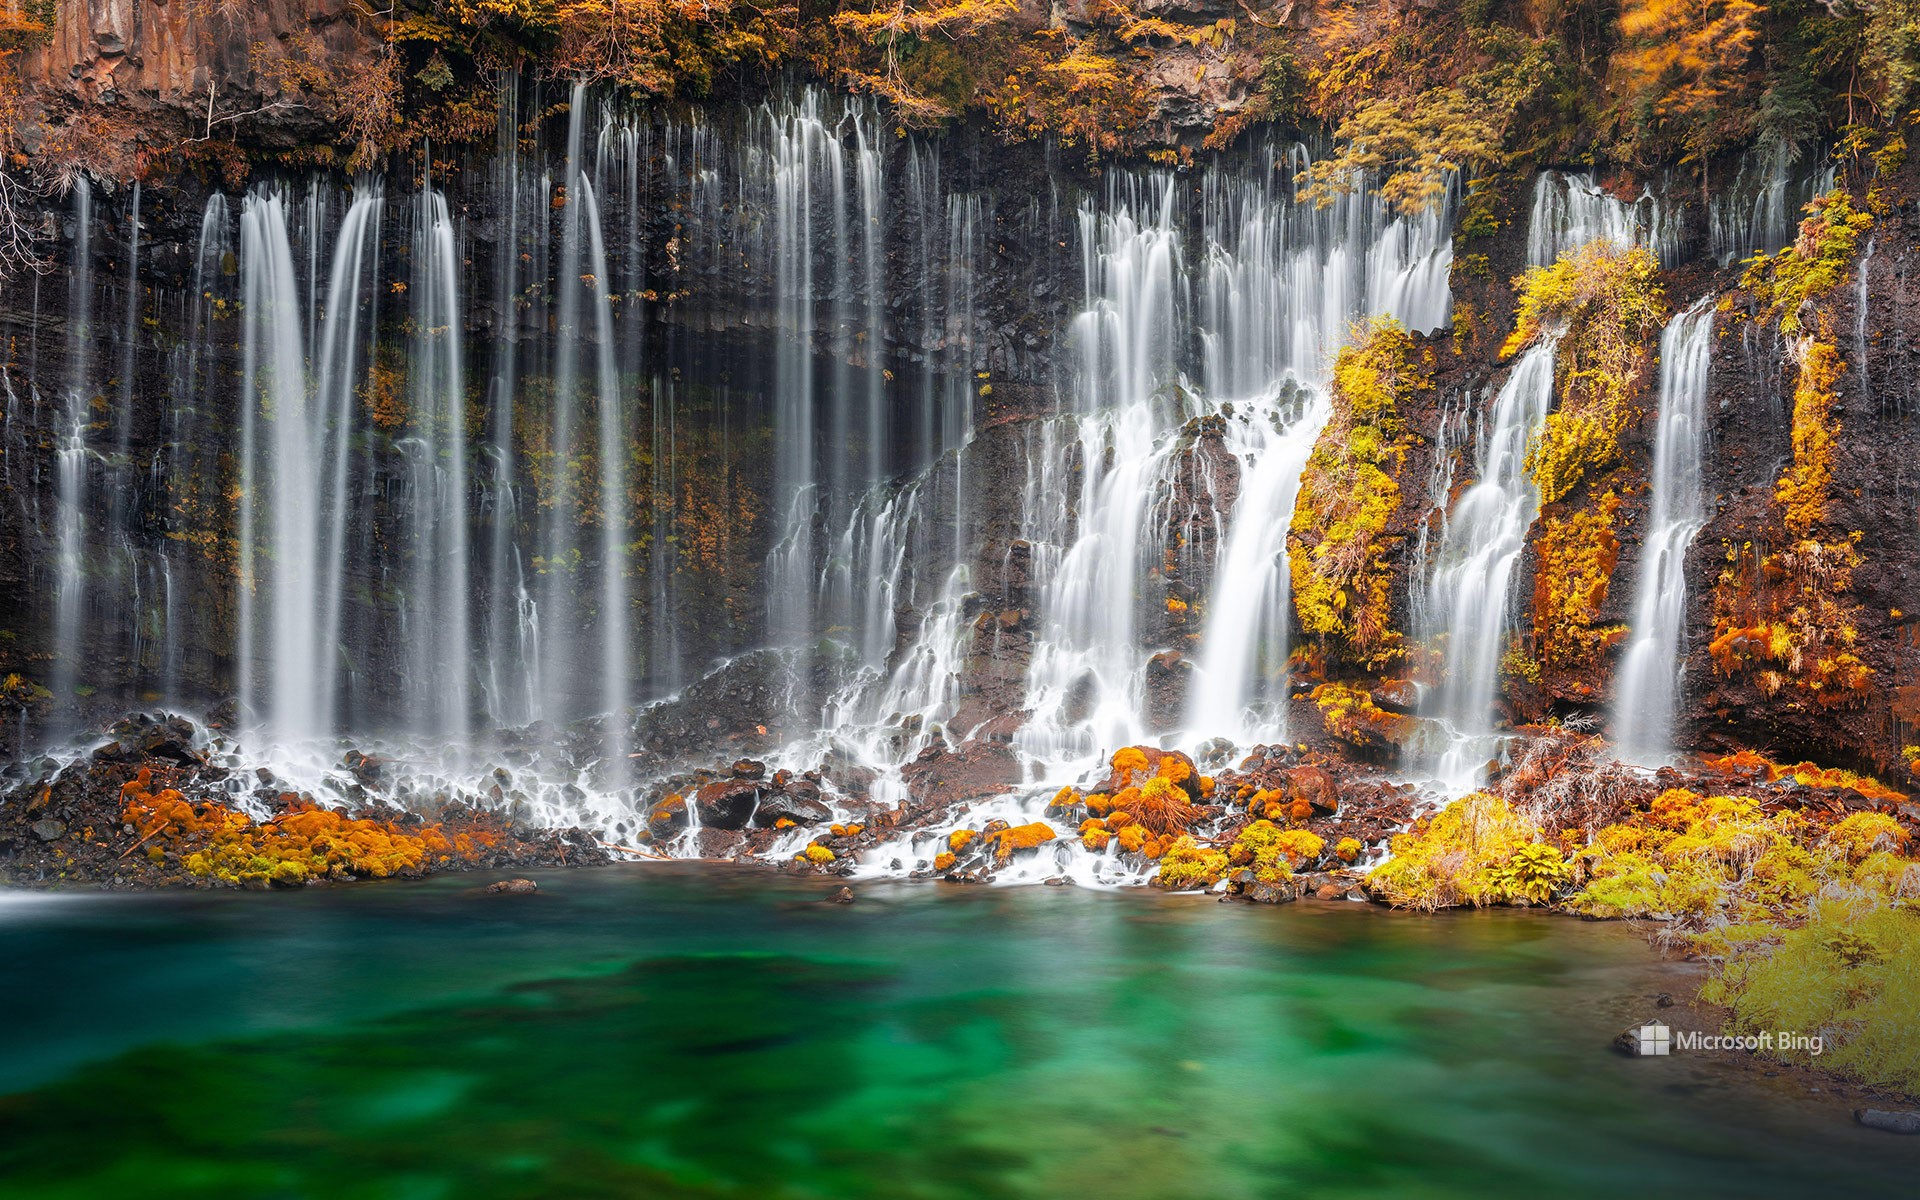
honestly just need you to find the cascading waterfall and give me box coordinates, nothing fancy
[236,184,383,745]
[402,181,471,737]
[1708,142,1836,266]
[1183,161,1454,744]
[1417,340,1559,788]
[158,193,233,706]
[484,84,536,728]
[1017,178,1186,765]
[1613,298,1715,763]
[50,179,92,717]
[1528,171,1682,267]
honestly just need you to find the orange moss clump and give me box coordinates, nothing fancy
[121,770,501,888]
[1110,746,1151,785]
[1310,683,1416,751]
[948,828,980,852]
[800,843,836,864]
[989,822,1057,861]
[934,851,957,871]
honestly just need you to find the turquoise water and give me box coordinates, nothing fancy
[0,867,1909,1198]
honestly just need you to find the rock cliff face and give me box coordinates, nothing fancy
[19,1,376,138]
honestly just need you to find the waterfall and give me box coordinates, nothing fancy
[1016,178,1185,764]
[236,184,382,745]
[403,181,471,737]
[50,179,92,718]
[1181,161,1454,746]
[1613,298,1715,763]
[1528,171,1680,267]
[1708,142,1835,266]
[1417,340,1559,787]
[763,96,836,648]
[1183,389,1327,744]
[578,174,629,745]
[1855,236,1875,406]
[159,193,233,705]
[484,81,535,727]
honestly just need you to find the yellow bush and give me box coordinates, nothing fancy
[1366,793,1562,910]
[1155,837,1230,889]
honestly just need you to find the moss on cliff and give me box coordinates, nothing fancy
[1288,318,1430,671]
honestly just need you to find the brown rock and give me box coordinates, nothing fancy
[1288,765,1340,814]
[695,779,763,829]
[485,878,538,895]
[1370,679,1421,715]
[899,738,1023,809]
[645,794,691,840]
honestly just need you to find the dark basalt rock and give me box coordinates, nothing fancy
[645,794,692,840]
[899,738,1023,810]
[753,791,831,827]
[694,779,764,830]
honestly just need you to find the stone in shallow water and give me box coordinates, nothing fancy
[485,879,537,895]
[1855,1110,1920,1134]
[824,886,854,904]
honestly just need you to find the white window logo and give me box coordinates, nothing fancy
[1637,1023,1672,1056]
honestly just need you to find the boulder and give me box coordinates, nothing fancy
[825,885,855,904]
[1369,679,1421,715]
[899,738,1023,809]
[1098,746,1203,797]
[694,780,763,829]
[1288,765,1340,814]
[31,818,65,842]
[645,794,691,840]
[1239,878,1297,904]
[485,878,538,895]
[753,791,831,828]
[692,827,747,858]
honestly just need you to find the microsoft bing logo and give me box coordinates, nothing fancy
[1634,1022,1672,1056]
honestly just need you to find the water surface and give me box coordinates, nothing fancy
[0,869,1908,1197]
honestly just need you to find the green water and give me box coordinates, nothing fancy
[0,868,1909,1198]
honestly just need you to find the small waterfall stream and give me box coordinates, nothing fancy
[1612,298,1715,762]
[1417,340,1559,788]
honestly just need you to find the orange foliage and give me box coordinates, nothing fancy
[120,769,502,888]
[1702,752,1908,802]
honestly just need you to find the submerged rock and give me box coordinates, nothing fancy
[485,878,538,895]
[825,885,855,904]
[1855,1109,1920,1134]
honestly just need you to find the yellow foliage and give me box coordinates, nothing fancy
[1367,793,1565,910]
[1530,492,1628,673]
[1290,319,1429,666]
[1776,336,1842,538]
[1154,836,1230,889]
